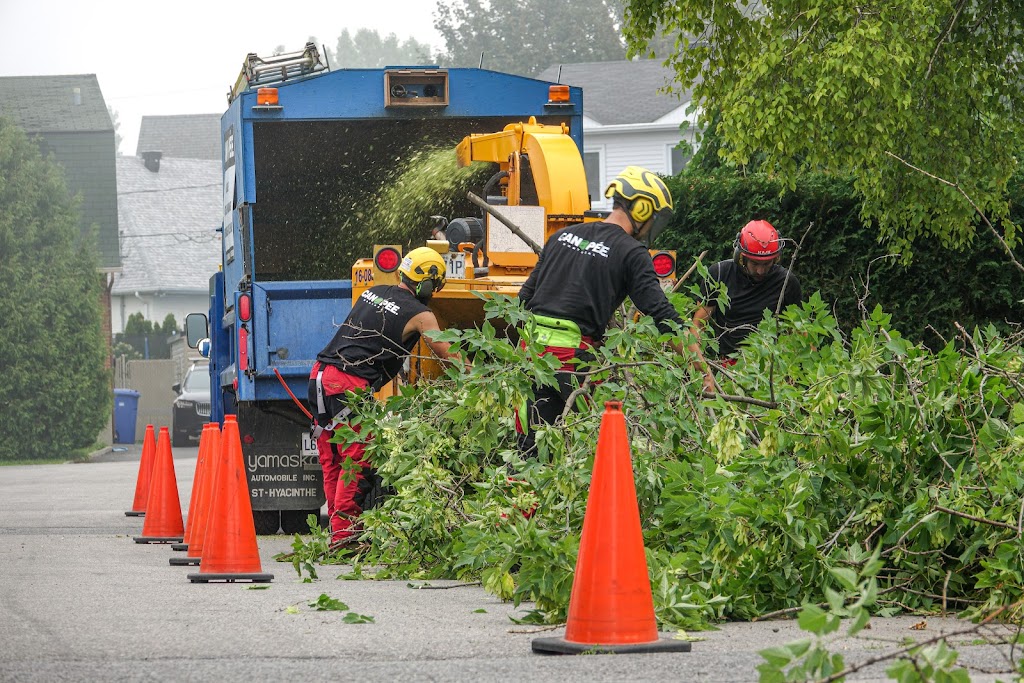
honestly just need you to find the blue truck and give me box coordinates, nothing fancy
[185,43,584,534]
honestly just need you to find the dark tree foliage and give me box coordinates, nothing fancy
[433,0,626,76]
[656,169,1024,349]
[116,312,177,360]
[0,118,110,460]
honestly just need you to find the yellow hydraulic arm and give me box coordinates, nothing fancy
[455,116,590,218]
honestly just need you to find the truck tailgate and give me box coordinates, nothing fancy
[248,280,353,399]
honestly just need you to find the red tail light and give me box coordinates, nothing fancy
[651,251,676,278]
[238,326,249,372]
[238,293,252,322]
[374,247,401,272]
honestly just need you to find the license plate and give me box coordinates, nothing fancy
[301,432,318,456]
[444,252,466,280]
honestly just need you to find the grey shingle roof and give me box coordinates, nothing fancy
[135,113,222,159]
[113,156,222,295]
[0,74,112,132]
[536,60,690,125]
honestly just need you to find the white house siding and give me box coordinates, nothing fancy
[112,291,210,334]
[584,122,697,211]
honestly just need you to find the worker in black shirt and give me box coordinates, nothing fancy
[689,220,802,392]
[516,166,685,454]
[308,247,459,544]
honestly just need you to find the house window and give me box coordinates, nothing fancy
[669,143,692,174]
[583,150,602,203]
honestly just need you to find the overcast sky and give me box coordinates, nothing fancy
[0,1,444,155]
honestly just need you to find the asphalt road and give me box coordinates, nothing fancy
[0,446,1019,682]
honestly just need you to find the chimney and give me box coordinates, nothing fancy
[72,87,81,106]
[142,151,162,173]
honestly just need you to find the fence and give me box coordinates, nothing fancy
[113,356,177,442]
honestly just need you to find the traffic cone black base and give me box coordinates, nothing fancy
[532,636,692,655]
[169,555,200,566]
[186,572,274,583]
[133,535,183,544]
[170,543,188,551]
[124,511,145,517]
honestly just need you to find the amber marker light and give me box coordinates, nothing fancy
[257,87,279,106]
[548,85,570,103]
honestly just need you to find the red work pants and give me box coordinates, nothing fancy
[308,362,369,543]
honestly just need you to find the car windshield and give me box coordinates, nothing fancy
[183,366,210,393]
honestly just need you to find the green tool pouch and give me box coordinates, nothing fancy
[527,315,583,348]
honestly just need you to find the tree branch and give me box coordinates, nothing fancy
[934,505,1018,531]
[819,601,1021,683]
[883,150,1024,274]
[924,0,968,81]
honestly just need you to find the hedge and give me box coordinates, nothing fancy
[657,170,1024,347]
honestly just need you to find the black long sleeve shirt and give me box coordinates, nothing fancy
[698,260,803,356]
[518,221,683,341]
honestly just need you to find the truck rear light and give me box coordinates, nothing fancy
[548,85,570,103]
[374,246,401,272]
[257,87,278,106]
[651,251,676,278]
[239,327,249,371]
[238,293,252,322]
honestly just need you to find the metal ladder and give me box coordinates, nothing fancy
[228,42,327,103]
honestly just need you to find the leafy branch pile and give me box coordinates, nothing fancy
[323,292,1024,631]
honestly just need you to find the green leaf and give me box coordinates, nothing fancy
[309,594,349,611]
[829,567,859,591]
[342,612,375,624]
[797,604,829,634]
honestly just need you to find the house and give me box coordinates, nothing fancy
[136,113,221,160]
[536,60,698,210]
[0,74,121,353]
[111,153,221,334]
[112,112,223,336]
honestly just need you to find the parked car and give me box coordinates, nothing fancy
[171,362,211,448]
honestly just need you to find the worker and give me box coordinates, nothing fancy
[308,247,459,545]
[516,166,686,454]
[689,219,803,392]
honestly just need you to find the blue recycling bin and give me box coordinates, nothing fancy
[113,389,141,444]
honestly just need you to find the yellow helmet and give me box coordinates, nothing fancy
[399,247,447,299]
[604,166,674,243]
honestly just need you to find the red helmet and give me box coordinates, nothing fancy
[735,220,781,262]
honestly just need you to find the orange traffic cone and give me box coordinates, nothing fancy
[125,424,157,517]
[171,423,221,567]
[188,416,273,583]
[169,424,213,558]
[533,401,691,655]
[134,427,185,543]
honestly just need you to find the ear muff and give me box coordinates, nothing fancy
[414,264,441,299]
[415,278,435,299]
[630,197,655,224]
[733,232,742,261]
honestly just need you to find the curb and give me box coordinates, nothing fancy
[79,444,114,463]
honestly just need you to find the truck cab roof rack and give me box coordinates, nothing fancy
[228,42,327,103]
